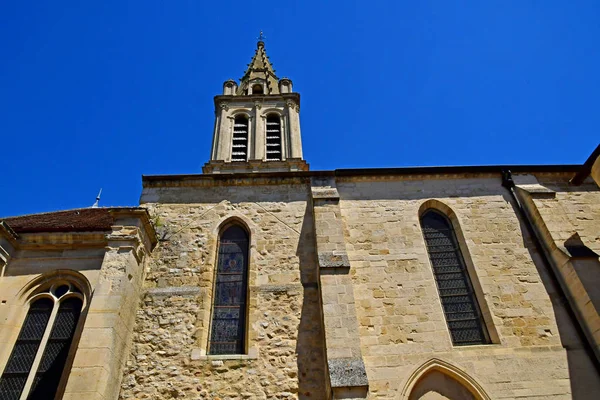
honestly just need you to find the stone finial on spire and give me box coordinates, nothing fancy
[236,34,278,96]
[257,30,266,47]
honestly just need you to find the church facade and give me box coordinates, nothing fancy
[1,40,600,400]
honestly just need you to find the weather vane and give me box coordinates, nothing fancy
[257,30,266,42]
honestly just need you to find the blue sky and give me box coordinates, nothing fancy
[1,1,598,217]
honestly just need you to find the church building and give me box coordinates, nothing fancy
[1,38,600,400]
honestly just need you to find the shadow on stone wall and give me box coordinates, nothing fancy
[295,202,331,399]
[506,192,600,399]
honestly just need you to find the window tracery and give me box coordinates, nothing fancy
[0,282,84,400]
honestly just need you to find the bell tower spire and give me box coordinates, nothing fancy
[203,34,308,174]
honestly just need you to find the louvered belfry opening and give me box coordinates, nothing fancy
[265,114,282,161]
[0,284,84,400]
[232,115,249,162]
[209,225,249,355]
[421,210,489,345]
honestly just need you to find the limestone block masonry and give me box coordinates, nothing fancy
[121,178,329,399]
[117,168,600,400]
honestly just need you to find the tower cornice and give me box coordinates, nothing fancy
[213,93,300,111]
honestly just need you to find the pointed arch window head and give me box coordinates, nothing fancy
[232,115,249,162]
[420,210,489,346]
[265,114,282,161]
[0,282,84,400]
[209,225,249,355]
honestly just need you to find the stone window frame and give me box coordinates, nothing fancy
[418,200,500,346]
[0,270,91,400]
[193,214,259,361]
[248,79,265,95]
[263,110,285,162]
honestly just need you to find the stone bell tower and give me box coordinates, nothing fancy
[203,36,308,174]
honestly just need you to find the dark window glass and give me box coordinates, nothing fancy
[54,285,69,298]
[232,116,249,162]
[0,298,53,400]
[209,225,249,355]
[421,210,489,345]
[29,297,83,399]
[265,115,282,161]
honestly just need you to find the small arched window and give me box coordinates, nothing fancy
[265,114,282,161]
[209,225,249,355]
[252,83,264,95]
[0,283,84,399]
[232,115,249,162]
[420,210,489,345]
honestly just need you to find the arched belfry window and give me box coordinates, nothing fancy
[0,283,84,399]
[420,210,489,345]
[251,83,264,95]
[232,115,249,162]
[209,225,249,355]
[265,114,282,161]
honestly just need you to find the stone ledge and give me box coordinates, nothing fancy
[254,284,303,293]
[328,357,368,388]
[515,183,556,198]
[319,251,350,269]
[190,348,259,361]
[311,188,340,200]
[145,286,201,298]
[203,158,309,174]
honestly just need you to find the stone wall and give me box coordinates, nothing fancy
[123,172,600,400]
[514,176,600,370]
[121,182,328,399]
[335,174,600,399]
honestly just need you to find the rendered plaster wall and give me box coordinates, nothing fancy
[121,183,328,399]
[336,174,600,400]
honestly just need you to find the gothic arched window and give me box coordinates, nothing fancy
[232,115,249,162]
[420,210,489,345]
[0,283,84,399]
[209,225,249,355]
[265,114,282,161]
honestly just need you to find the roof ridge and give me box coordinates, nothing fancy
[0,206,145,220]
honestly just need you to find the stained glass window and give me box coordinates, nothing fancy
[209,225,249,355]
[0,298,52,400]
[29,297,83,399]
[0,284,84,400]
[421,210,489,345]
